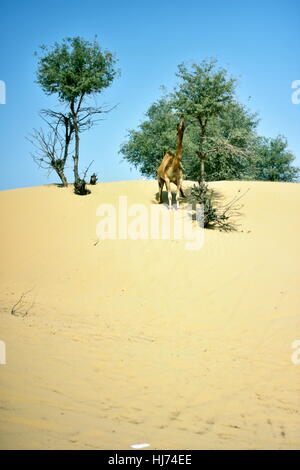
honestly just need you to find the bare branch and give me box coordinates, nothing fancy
[11,288,35,317]
[28,110,74,186]
[82,160,94,180]
[204,135,251,158]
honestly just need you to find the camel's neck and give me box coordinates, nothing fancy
[175,120,185,161]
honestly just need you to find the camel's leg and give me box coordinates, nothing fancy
[164,177,172,209]
[158,178,164,204]
[175,186,180,209]
[176,179,184,209]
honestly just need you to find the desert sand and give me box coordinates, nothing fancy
[0,179,299,449]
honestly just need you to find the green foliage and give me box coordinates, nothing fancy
[171,60,247,182]
[120,58,298,183]
[185,101,259,181]
[189,183,218,228]
[36,36,118,104]
[120,98,195,177]
[35,36,119,188]
[254,136,299,182]
[188,182,240,231]
[120,95,259,181]
[171,59,236,122]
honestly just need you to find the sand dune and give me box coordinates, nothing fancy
[0,179,299,449]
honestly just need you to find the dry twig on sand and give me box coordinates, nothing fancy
[11,288,35,317]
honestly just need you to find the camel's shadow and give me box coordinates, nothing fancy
[152,185,242,231]
[152,185,224,206]
[152,190,185,205]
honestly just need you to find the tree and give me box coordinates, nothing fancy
[120,59,298,185]
[120,96,258,181]
[171,59,238,183]
[254,136,299,182]
[29,110,73,187]
[195,101,259,181]
[35,36,119,188]
[120,97,197,177]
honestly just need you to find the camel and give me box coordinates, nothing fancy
[157,117,185,209]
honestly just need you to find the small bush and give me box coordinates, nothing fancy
[188,182,245,231]
[90,173,98,185]
[74,178,91,195]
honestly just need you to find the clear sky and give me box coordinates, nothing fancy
[0,0,299,190]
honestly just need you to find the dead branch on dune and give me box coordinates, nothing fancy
[11,288,35,317]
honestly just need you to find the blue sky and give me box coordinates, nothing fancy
[0,0,299,190]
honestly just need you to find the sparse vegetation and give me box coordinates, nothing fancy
[32,36,119,192]
[188,182,248,231]
[120,59,299,184]
[11,289,35,317]
[90,173,98,185]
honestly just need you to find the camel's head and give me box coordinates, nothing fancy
[177,117,185,134]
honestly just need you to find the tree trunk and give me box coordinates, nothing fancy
[52,162,68,187]
[73,122,80,183]
[70,102,80,184]
[57,170,68,187]
[199,156,205,184]
[197,120,206,185]
[63,116,72,164]
[73,153,79,183]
